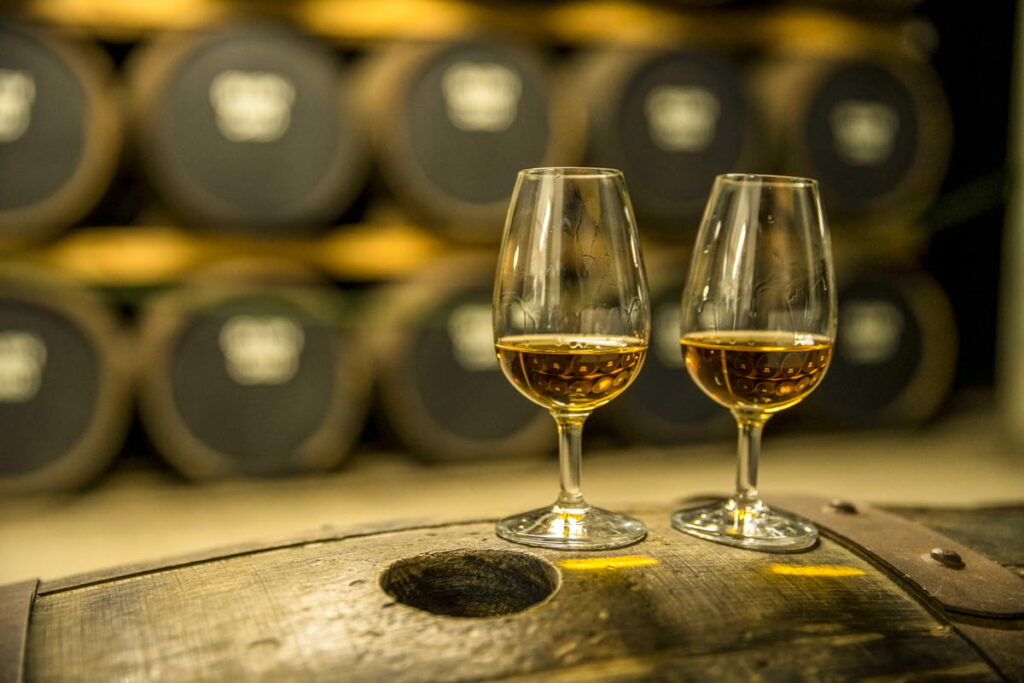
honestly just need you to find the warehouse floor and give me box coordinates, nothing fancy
[2,398,1023,585]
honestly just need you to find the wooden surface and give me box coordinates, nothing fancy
[23,506,1009,682]
[0,580,36,683]
[17,223,446,285]
[17,1,909,49]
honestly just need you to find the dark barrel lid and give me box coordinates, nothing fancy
[803,268,955,427]
[155,291,354,476]
[0,299,99,477]
[604,280,730,442]
[376,278,552,462]
[804,62,920,215]
[373,40,556,242]
[581,49,759,238]
[133,24,367,234]
[0,22,120,243]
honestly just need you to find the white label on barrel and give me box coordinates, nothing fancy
[219,315,305,385]
[448,304,498,371]
[830,100,900,166]
[209,71,296,143]
[644,85,720,153]
[0,70,36,143]
[654,303,684,368]
[441,62,522,133]
[840,300,904,365]
[0,331,46,402]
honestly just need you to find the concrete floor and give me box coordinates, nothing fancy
[2,405,1023,585]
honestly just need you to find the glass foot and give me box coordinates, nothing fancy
[671,499,818,553]
[496,504,647,550]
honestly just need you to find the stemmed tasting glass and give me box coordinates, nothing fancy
[672,174,837,552]
[493,167,651,550]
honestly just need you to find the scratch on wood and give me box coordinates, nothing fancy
[861,662,994,682]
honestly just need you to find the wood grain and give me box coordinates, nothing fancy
[24,510,1001,682]
[0,580,37,683]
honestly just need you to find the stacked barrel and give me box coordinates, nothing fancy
[0,0,960,491]
[752,13,957,430]
[0,21,122,246]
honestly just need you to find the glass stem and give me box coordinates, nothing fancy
[733,414,766,507]
[552,411,589,509]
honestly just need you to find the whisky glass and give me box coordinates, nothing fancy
[672,174,837,552]
[494,167,650,550]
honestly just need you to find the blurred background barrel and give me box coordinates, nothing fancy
[369,255,553,462]
[0,21,122,247]
[0,266,131,494]
[802,265,957,428]
[604,250,732,443]
[137,262,370,479]
[565,47,762,238]
[128,22,368,235]
[754,49,952,227]
[358,39,574,243]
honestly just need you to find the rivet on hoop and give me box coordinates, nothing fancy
[827,499,858,514]
[930,548,965,569]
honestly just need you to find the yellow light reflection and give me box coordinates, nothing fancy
[560,556,658,570]
[768,564,865,577]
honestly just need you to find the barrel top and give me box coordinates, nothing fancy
[21,497,1021,682]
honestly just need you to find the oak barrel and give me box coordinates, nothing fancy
[754,50,951,225]
[565,47,762,238]
[604,253,732,443]
[5,497,1022,680]
[137,262,370,479]
[358,39,573,243]
[128,23,368,234]
[0,267,131,494]
[369,255,553,462]
[801,266,957,428]
[0,21,122,246]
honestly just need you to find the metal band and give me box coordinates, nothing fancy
[770,495,1024,618]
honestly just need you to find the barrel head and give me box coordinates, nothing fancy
[578,49,761,238]
[803,268,956,428]
[133,24,367,233]
[376,278,553,462]
[0,299,99,477]
[0,274,129,494]
[371,40,559,242]
[805,62,920,214]
[605,278,731,443]
[140,285,368,478]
